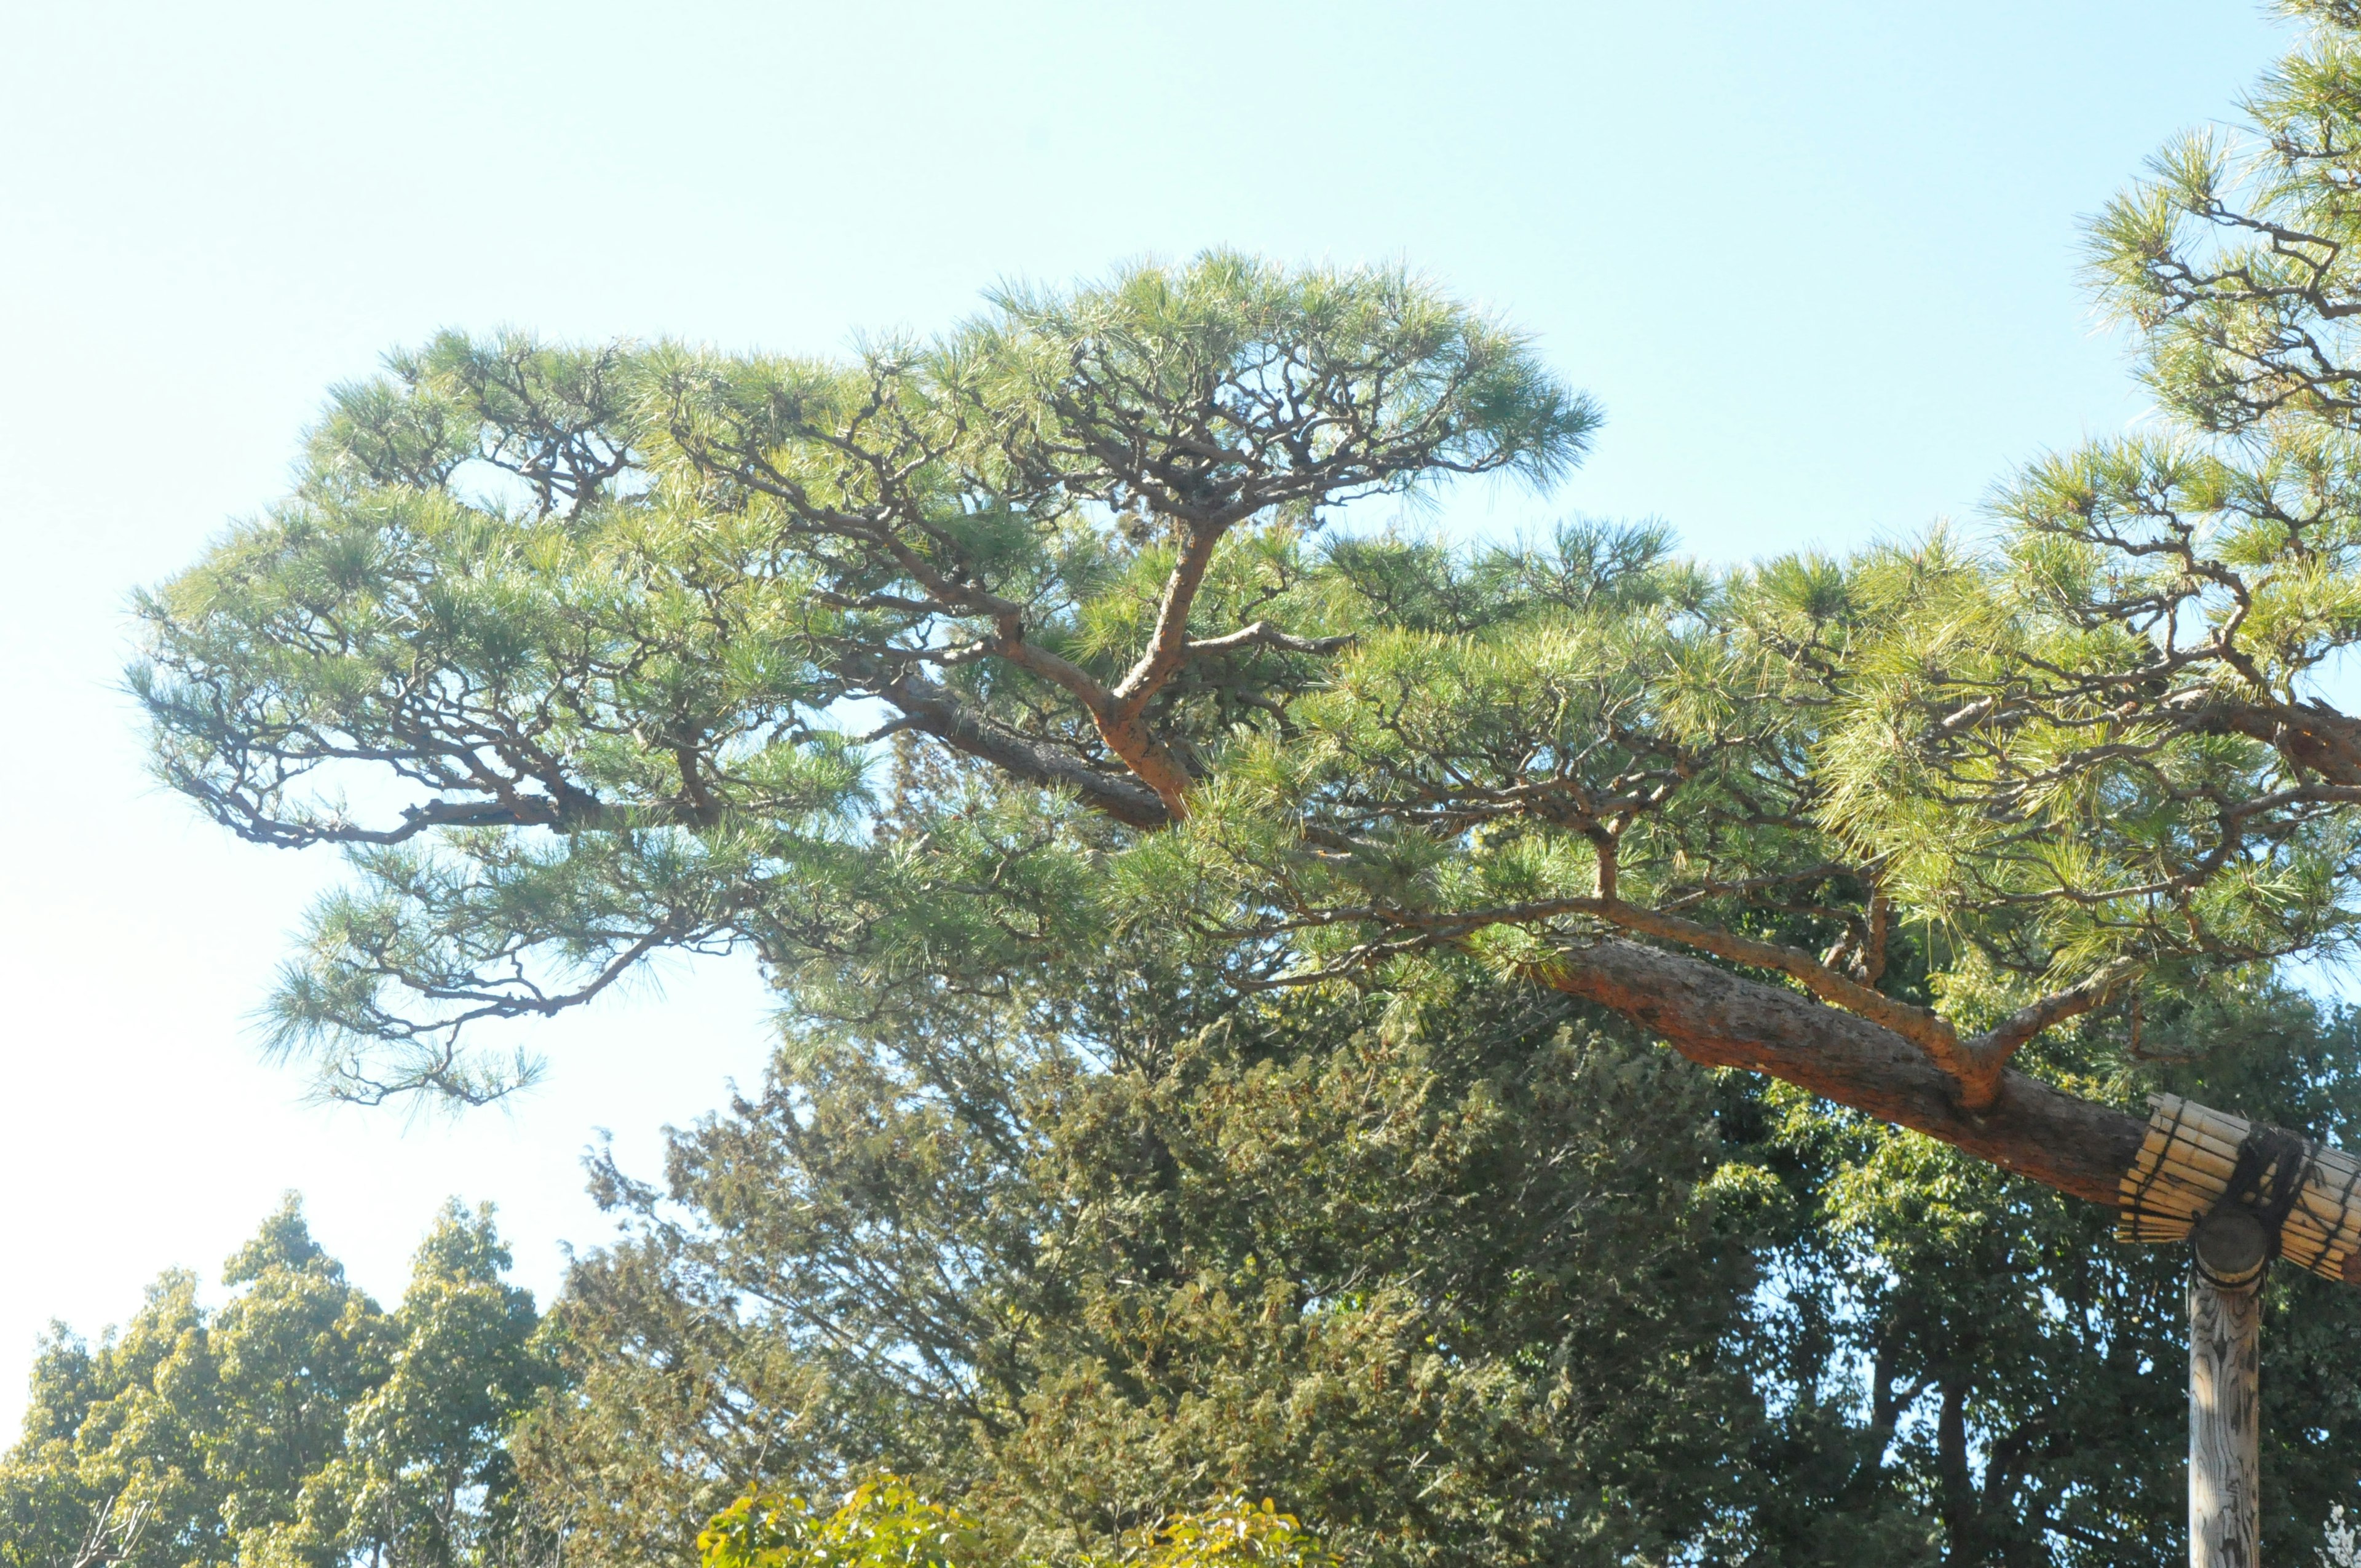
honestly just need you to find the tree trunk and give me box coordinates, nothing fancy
[1540,939,2148,1204]
[1934,1376,1984,1562]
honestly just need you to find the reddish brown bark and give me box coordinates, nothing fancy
[1533,938,2149,1206]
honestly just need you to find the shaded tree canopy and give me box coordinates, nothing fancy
[7,979,2359,1568]
[516,952,1754,1568]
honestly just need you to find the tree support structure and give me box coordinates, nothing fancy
[2114,1094,2361,1566]
[1524,936,2361,1561]
[1536,932,2361,1562]
[2189,1210,2264,1568]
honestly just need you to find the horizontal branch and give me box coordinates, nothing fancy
[1282,885,2020,1102]
[1184,622,1356,658]
[1587,901,1967,1070]
[876,672,1172,830]
[1530,939,2148,1206]
[207,789,649,849]
[1965,959,2142,1094]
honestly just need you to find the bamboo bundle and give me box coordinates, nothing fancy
[2116,1093,2361,1285]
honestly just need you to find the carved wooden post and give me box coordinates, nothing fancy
[2189,1207,2265,1568]
[2117,1093,2361,1567]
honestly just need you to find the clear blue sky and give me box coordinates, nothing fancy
[0,0,2293,1433]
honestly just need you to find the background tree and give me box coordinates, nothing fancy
[7,987,2355,1567]
[511,932,2361,1568]
[516,945,1755,1568]
[0,1198,387,1568]
[0,1201,550,1568]
[248,1205,553,1568]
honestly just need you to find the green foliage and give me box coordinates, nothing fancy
[114,16,2361,1567]
[700,1481,978,1568]
[697,1483,1329,1568]
[1120,1499,1331,1568]
[126,254,1627,1105]
[513,961,2361,1568]
[1864,0,2361,1026]
[135,263,2361,1110]
[517,956,1752,1568]
[0,1200,552,1568]
[263,1205,554,1568]
[1708,984,2361,1567]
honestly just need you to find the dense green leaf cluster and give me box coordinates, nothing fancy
[0,1202,550,1568]
[701,1481,979,1568]
[515,955,1750,1568]
[699,1483,1333,1568]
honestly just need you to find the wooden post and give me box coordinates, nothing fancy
[2190,1207,2265,1568]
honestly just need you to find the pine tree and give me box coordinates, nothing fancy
[122,7,2361,1559]
[132,231,2333,1201]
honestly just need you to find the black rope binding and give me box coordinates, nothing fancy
[2214,1123,2317,1265]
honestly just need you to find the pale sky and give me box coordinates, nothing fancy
[0,0,2292,1435]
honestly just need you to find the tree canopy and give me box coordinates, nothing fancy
[10,983,2361,1568]
[514,940,2361,1568]
[0,1200,550,1568]
[131,181,2361,1208]
[515,949,1752,1567]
